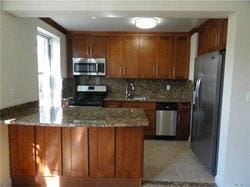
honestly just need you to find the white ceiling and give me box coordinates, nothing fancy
[52,16,206,32]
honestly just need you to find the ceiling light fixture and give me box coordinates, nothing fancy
[134,17,159,29]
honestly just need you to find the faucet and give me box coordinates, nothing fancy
[125,81,135,99]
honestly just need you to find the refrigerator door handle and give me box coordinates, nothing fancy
[195,76,202,108]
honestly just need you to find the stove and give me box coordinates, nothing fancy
[68,85,107,107]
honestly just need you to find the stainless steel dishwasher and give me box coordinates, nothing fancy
[156,103,178,136]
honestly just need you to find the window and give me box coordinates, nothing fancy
[37,27,62,108]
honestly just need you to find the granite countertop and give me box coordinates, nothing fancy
[0,106,149,127]
[104,93,192,103]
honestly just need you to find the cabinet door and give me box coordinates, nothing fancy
[176,103,191,140]
[198,27,209,56]
[62,127,88,177]
[144,110,156,136]
[139,36,157,78]
[121,102,156,136]
[173,36,190,80]
[71,35,89,57]
[157,36,174,79]
[35,127,62,176]
[218,19,228,50]
[123,36,140,78]
[90,36,106,58]
[9,125,36,176]
[106,36,123,78]
[89,128,115,177]
[104,101,122,108]
[208,20,224,52]
[116,127,144,178]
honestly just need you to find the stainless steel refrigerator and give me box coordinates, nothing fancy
[190,50,225,175]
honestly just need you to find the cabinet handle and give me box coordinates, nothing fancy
[123,66,126,75]
[153,67,155,77]
[173,67,176,78]
[217,34,221,47]
[120,66,122,76]
[215,35,218,47]
[156,66,159,76]
[178,115,181,124]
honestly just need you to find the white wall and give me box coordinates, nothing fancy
[216,6,250,187]
[189,33,198,81]
[0,10,67,187]
[0,11,67,110]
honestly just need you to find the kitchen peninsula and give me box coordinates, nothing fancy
[1,105,148,187]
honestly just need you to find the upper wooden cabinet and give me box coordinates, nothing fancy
[123,36,140,78]
[198,19,228,55]
[157,36,174,79]
[139,36,157,78]
[198,26,209,56]
[71,34,106,58]
[106,36,123,78]
[70,32,190,80]
[173,36,190,80]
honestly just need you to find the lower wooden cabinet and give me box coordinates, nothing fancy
[35,127,62,177]
[104,101,156,136]
[9,125,36,176]
[9,125,144,186]
[62,127,88,177]
[116,127,144,178]
[89,128,115,178]
[104,101,191,139]
[176,103,191,140]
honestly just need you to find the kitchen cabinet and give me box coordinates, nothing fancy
[104,101,191,139]
[198,19,227,55]
[198,26,209,56]
[10,125,144,187]
[9,125,36,176]
[104,101,156,136]
[208,19,227,51]
[89,128,115,177]
[116,127,144,178]
[35,127,62,176]
[156,36,174,79]
[173,35,190,80]
[106,36,124,78]
[176,102,191,140]
[62,127,88,177]
[70,32,190,80]
[123,36,140,78]
[71,34,106,58]
[139,36,157,78]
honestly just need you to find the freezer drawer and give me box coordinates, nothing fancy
[156,110,177,136]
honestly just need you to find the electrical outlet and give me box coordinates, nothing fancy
[234,184,245,187]
[166,84,171,91]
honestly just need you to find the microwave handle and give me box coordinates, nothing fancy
[96,63,99,73]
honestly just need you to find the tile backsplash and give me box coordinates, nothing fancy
[62,77,193,101]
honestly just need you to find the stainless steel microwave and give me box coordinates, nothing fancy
[73,58,106,76]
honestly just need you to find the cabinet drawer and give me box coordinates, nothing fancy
[104,101,122,108]
[121,101,156,110]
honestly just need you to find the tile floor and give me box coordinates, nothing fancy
[143,140,215,186]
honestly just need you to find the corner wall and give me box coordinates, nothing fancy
[0,11,67,187]
[216,6,250,187]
